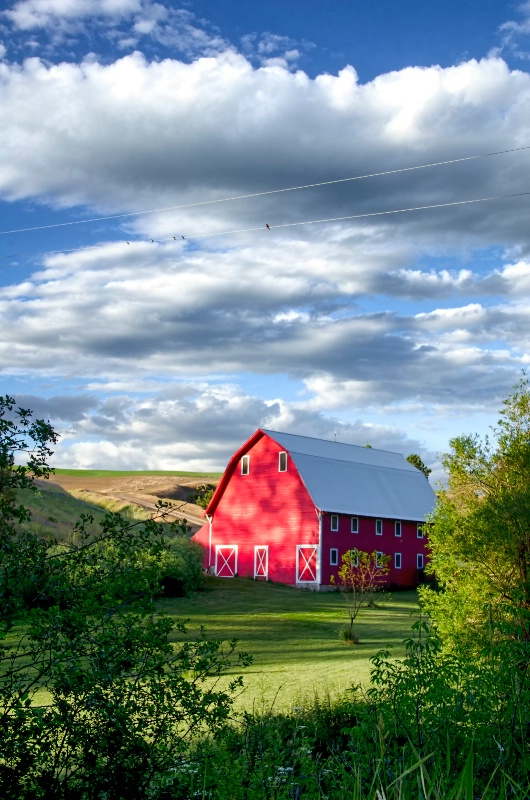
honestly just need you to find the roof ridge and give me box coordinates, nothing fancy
[261,428,404,457]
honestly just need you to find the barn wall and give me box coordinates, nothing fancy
[201,433,319,584]
[320,514,428,589]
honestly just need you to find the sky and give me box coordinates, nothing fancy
[1,0,530,482]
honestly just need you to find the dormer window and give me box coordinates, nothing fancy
[241,455,250,475]
[279,451,288,472]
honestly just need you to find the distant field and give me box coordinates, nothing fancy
[52,469,223,478]
[163,577,420,711]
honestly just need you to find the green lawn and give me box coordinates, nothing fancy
[161,577,421,711]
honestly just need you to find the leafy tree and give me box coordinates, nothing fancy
[191,483,216,509]
[0,395,251,798]
[330,549,390,643]
[421,374,530,648]
[406,453,431,479]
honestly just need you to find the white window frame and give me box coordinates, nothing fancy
[417,523,424,539]
[350,549,359,567]
[330,514,339,532]
[241,455,250,475]
[394,552,402,569]
[278,451,288,472]
[417,553,424,569]
[375,519,383,536]
[375,551,384,568]
[394,521,402,537]
[330,548,338,566]
[351,516,359,533]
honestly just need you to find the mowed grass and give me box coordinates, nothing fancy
[161,577,421,711]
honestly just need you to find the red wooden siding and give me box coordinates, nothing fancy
[193,432,318,585]
[320,513,428,588]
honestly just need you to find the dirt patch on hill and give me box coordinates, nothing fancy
[47,474,218,532]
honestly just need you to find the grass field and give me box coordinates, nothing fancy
[16,478,421,711]
[52,468,223,478]
[162,577,420,711]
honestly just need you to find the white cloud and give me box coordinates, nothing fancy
[5,0,142,29]
[2,50,530,471]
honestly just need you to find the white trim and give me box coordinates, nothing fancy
[375,550,384,568]
[241,455,250,475]
[215,545,238,577]
[394,520,402,537]
[417,523,424,539]
[296,544,319,583]
[417,553,424,569]
[330,547,338,566]
[206,513,213,568]
[278,451,288,472]
[375,519,383,536]
[330,514,339,531]
[254,545,269,579]
[351,516,358,533]
[394,552,402,569]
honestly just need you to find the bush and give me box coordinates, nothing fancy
[159,535,204,596]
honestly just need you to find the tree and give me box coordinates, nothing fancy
[420,374,530,648]
[406,453,431,479]
[0,396,251,798]
[331,549,390,643]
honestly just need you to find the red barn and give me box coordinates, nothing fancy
[192,429,436,589]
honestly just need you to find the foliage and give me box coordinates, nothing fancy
[421,374,530,648]
[190,483,216,509]
[406,452,432,479]
[330,549,390,643]
[0,396,250,798]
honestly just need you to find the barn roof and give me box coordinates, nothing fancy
[262,429,436,522]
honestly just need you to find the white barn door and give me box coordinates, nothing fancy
[254,545,268,580]
[215,545,238,578]
[296,544,319,584]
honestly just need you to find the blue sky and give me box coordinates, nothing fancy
[1,0,530,480]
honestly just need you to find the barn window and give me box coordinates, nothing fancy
[375,551,384,568]
[330,514,339,531]
[417,553,424,569]
[350,550,359,567]
[375,519,383,536]
[278,451,288,472]
[394,521,401,537]
[351,516,358,533]
[330,548,338,566]
[417,524,424,539]
[241,455,250,475]
[395,552,402,569]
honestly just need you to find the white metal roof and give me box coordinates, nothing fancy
[262,429,436,522]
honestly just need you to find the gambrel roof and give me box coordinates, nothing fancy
[262,430,436,522]
[206,428,436,522]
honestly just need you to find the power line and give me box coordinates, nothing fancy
[2,189,529,262]
[0,144,529,237]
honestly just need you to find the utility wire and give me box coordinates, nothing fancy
[2,190,529,261]
[0,144,529,237]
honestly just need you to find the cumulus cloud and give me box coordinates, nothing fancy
[15,382,435,473]
[5,0,142,29]
[1,44,530,470]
